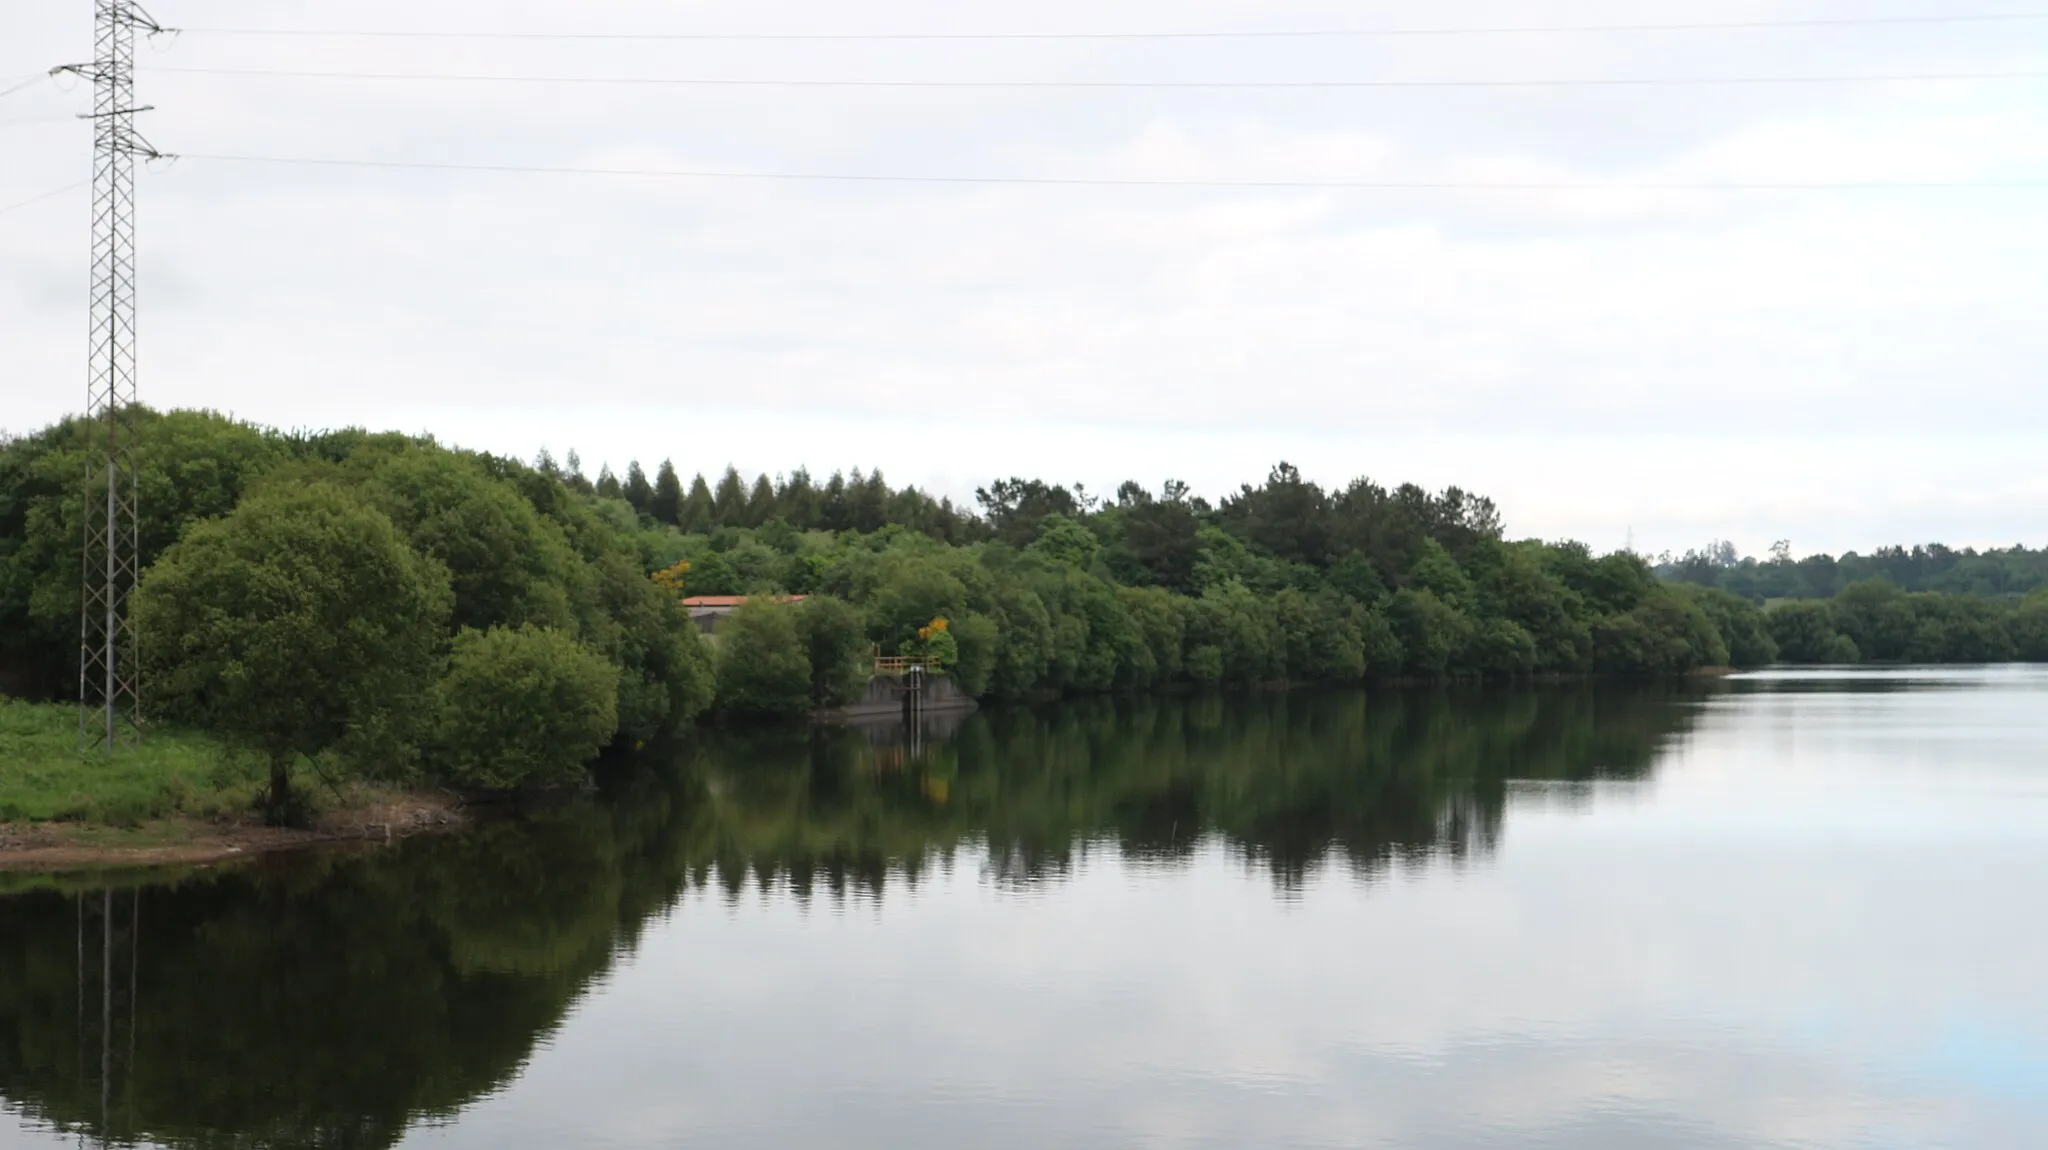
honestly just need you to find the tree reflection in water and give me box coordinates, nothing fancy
[0,685,1707,1149]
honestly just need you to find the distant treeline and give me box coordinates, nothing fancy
[1658,540,2048,600]
[4,409,2043,814]
[1652,541,2048,663]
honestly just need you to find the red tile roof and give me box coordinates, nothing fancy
[682,595,809,608]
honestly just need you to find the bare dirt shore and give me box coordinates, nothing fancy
[0,791,466,871]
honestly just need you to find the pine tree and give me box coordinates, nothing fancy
[821,471,850,532]
[681,474,715,534]
[712,466,747,528]
[849,469,889,533]
[651,459,684,526]
[563,449,594,495]
[778,466,820,529]
[595,464,623,499]
[624,461,653,514]
[745,473,778,527]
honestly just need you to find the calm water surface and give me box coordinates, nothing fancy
[3,669,2046,1148]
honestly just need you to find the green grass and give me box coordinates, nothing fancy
[0,699,261,825]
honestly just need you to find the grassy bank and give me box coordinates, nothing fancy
[2,698,466,869]
[0,698,257,825]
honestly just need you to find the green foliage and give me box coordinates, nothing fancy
[1902,593,2015,663]
[1027,514,1101,570]
[949,612,1001,696]
[1664,540,2048,600]
[1592,590,1724,676]
[1465,617,1539,677]
[13,404,2048,776]
[1220,463,1330,567]
[434,626,621,792]
[358,448,581,634]
[1676,585,1779,667]
[976,477,1090,547]
[1105,483,1204,592]
[623,461,652,514]
[1768,600,1860,664]
[714,599,813,717]
[1830,578,1917,662]
[0,409,287,697]
[1408,538,1476,609]
[904,619,960,669]
[2014,590,2048,662]
[712,467,748,526]
[1390,588,1470,676]
[134,482,453,817]
[590,550,714,742]
[650,460,683,526]
[793,596,870,707]
[865,556,970,651]
[1326,549,1388,605]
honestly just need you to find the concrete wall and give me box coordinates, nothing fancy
[833,673,979,722]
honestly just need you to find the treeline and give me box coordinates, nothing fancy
[1763,580,2048,664]
[553,452,981,543]
[6,408,2042,814]
[1660,540,2048,600]
[597,459,1765,722]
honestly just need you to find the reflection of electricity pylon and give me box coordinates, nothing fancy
[54,2,172,752]
[74,888,141,1148]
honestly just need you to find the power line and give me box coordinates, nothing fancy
[142,66,2048,90]
[0,73,51,100]
[179,153,2048,191]
[0,181,89,216]
[170,11,2048,42]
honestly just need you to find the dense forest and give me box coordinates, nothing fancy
[3,408,2044,813]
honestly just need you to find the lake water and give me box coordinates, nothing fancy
[3,668,2046,1149]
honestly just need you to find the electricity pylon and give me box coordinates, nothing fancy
[55,1,170,751]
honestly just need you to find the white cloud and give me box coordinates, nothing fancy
[3,0,2045,557]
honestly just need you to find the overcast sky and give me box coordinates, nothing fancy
[3,0,2045,557]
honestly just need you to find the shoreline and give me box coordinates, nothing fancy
[2,675,1747,872]
[0,790,465,872]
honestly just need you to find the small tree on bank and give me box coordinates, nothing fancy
[714,599,811,717]
[434,625,620,792]
[793,596,870,707]
[135,482,452,823]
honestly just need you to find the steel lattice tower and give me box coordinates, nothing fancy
[57,1,168,752]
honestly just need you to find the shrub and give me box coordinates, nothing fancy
[434,626,621,792]
[715,599,813,716]
[950,612,1001,696]
[1390,588,1470,676]
[2013,590,2048,662]
[794,596,871,706]
[1768,600,1859,664]
[1677,585,1779,668]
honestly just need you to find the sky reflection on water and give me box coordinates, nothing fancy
[3,672,2045,1149]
